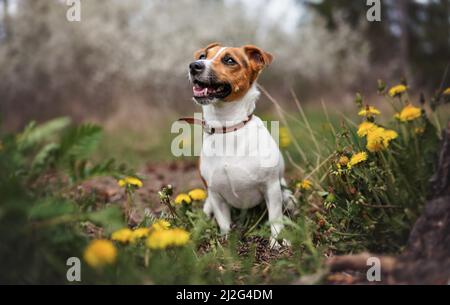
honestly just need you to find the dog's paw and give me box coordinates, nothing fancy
[220,226,231,237]
[202,201,213,218]
[219,233,229,242]
[269,237,291,249]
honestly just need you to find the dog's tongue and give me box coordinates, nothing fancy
[193,84,208,97]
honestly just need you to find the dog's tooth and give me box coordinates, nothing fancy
[205,88,208,95]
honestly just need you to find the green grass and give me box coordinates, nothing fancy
[97,124,176,167]
[0,81,449,284]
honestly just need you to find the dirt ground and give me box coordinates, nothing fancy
[80,160,204,225]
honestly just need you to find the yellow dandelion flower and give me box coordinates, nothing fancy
[348,152,368,168]
[146,228,190,250]
[174,193,192,205]
[357,121,377,137]
[146,230,173,250]
[338,156,349,166]
[152,219,171,231]
[279,127,292,148]
[111,228,133,244]
[366,127,398,152]
[130,227,150,243]
[414,127,425,135]
[366,128,386,152]
[188,188,207,201]
[395,104,422,122]
[83,239,117,268]
[296,179,313,191]
[118,176,143,188]
[170,228,190,246]
[442,88,450,95]
[383,129,398,141]
[389,84,407,97]
[358,106,381,117]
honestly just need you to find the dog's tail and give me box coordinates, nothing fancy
[281,178,296,213]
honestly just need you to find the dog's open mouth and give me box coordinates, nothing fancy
[192,80,232,101]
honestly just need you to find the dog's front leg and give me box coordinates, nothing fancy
[203,197,213,218]
[264,180,290,248]
[207,191,231,235]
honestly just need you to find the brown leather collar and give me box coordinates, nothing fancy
[178,114,253,135]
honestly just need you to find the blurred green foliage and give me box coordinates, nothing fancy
[0,116,322,284]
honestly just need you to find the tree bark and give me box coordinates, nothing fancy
[396,121,450,284]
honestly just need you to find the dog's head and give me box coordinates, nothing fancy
[189,43,273,105]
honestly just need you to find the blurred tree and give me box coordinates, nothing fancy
[0,0,370,128]
[303,0,450,87]
[397,0,411,81]
[408,0,450,87]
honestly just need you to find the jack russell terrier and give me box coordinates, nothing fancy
[182,43,294,248]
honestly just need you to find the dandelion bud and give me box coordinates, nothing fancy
[420,93,425,105]
[325,193,336,203]
[377,79,386,93]
[166,184,173,196]
[429,97,437,111]
[158,191,164,199]
[354,92,363,107]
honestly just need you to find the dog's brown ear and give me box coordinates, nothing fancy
[193,42,222,59]
[243,45,273,71]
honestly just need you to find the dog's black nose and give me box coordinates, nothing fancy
[189,61,205,75]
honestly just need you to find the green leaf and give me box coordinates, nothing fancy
[17,117,71,150]
[76,158,118,181]
[31,143,60,172]
[58,124,102,161]
[86,159,117,178]
[317,191,329,197]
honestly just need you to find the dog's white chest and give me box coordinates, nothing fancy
[200,116,282,209]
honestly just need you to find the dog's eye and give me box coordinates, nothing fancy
[222,56,236,65]
[199,54,206,60]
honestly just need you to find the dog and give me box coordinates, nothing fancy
[184,43,294,248]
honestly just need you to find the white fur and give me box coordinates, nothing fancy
[200,84,292,248]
